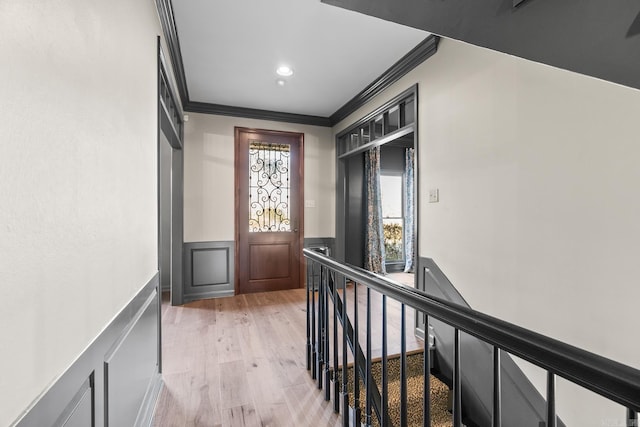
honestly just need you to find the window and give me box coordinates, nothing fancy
[336,93,415,157]
[380,174,403,263]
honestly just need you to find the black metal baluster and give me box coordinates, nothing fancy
[400,303,407,427]
[306,260,311,371]
[627,408,637,427]
[365,287,372,427]
[353,282,361,425]
[453,329,462,427]
[341,276,349,427]
[493,347,502,427]
[423,314,431,427]
[311,261,317,380]
[324,268,331,401]
[333,272,339,412]
[382,295,388,427]
[318,265,324,390]
[547,372,556,427]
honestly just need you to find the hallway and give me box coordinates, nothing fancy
[153,289,341,426]
[152,284,424,426]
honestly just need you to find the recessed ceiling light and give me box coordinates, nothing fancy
[276,79,286,86]
[276,65,294,77]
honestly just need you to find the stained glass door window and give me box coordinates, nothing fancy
[248,141,291,232]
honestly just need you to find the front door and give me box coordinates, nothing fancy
[235,127,304,294]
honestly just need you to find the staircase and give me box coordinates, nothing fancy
[304,248,640,427]
[337,353,452,427]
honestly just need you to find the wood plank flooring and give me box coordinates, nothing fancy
[153,281,424,427]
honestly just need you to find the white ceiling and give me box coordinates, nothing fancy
[171,0,428,118]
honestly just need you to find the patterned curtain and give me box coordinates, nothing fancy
[364,147,386,274]
[404,148,415,273]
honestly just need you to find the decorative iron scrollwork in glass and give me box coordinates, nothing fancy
[248,141,291,232]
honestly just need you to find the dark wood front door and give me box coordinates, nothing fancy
[235,127,304,294]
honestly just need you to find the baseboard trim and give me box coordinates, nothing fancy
[11,273,160,427]
[183,289,234,303]
[135,373,163,427]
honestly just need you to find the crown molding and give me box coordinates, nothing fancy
[155,1,438,128]
[156,0,189,103]
[329,35,439,126]
[185,101,332,127]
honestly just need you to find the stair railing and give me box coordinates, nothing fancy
[304,248,640,427]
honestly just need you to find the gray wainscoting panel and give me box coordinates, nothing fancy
[193,249,228,285]
[53,375,93,427]
[303,237,336,255]
[12,274,161,427]
[61,388,92,427]
[104,292,159,427]
[183,241,234,301]
[417,257,565,427]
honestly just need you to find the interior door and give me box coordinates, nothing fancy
[235,127,304,294]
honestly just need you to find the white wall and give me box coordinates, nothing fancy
[183,113,335,241]
[335,38,640,426]
[0,0,161,425]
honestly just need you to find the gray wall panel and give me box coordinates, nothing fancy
[159,133,173,292]
[104,293,159,427]
[12,274,161,427]
[60,387,92,427]
[380,145,405,173]
[184,241,234,301]
[192,248,229,286]
[53,376,93,427]
[417,257,565,427]
[170,148,184,305]
[303,237,336,255]
[345,153,365,268]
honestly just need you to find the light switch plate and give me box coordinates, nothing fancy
[428,188,439,203]
[304,199,316,208]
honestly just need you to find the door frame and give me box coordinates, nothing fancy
[157,39,185,313]
[234,127,305,294]
[334,85,421,334]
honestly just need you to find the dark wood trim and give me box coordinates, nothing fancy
[234,127,305,294]
[329,36,438,126]
[298,137,305,289]
[234,129,240,295]
[186,101,331,127]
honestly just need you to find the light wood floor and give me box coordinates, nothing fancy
[153,280,423,427]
